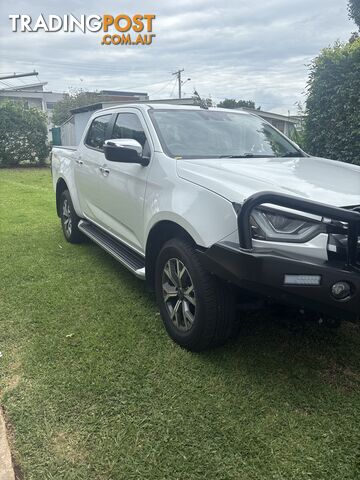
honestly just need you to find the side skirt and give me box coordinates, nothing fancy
[78,220,145,280]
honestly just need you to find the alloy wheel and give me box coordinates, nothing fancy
[162,258,197,332]
[62,199,72,237]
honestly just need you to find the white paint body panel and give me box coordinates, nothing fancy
[51,104,360,263]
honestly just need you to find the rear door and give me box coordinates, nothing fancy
[94,109,152,252]
[75,113,113,221]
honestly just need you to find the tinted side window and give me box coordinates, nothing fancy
[112,113,147,147]
[86,114,111,150]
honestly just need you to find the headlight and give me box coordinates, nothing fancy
[250,208,326,242]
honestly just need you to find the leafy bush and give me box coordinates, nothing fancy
[304,38,360,165]
[52,90,100,126]
[289,127,306,150]
[217,98,258,109]
[348,0,360,29]
[0,101,49,167]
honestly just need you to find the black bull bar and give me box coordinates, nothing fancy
[238,191,360,269]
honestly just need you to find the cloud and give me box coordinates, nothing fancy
[0,0,354,114]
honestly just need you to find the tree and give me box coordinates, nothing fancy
[217,98,257,109]
[348,0,360,29]
[192,92,214,107]
[0,101,49,167]
[52,90,100,125]
[304,38,360,165]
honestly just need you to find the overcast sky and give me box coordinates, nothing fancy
[0,0,355,114]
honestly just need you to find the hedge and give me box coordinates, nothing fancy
[0,101,49,167]
[304,38,360,165]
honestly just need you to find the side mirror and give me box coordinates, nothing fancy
[104,139,149,166]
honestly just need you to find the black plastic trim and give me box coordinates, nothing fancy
[78,220,145,273]
[198,242,360,321]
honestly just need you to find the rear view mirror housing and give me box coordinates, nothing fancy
[104,139,149,166]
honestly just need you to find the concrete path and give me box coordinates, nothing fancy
[0,409,15,480]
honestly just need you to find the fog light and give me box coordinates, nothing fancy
[284,274,321,286]
[331,281,352,300]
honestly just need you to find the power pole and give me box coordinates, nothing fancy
[172,68,184,99]
[0,71,38,81]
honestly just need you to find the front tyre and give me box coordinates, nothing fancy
[60,190,84,244]
[155,238,236,351]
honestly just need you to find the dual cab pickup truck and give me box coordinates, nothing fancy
[52,104,360,351]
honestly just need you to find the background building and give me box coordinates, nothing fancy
[0,82,64,139]
[237,107,299,136]
[59,96,193,146]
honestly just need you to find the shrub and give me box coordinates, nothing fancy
[304,38,360,165]
[52,90,100,126]
[0,101,49,167]
[217,99,258,109]
[348,0,360,29]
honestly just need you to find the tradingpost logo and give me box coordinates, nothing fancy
[9,14,156,46]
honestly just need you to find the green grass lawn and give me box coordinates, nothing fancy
[1,168,360,480]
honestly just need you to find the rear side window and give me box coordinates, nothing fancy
[85,114,112,150]
[112,113,147,147]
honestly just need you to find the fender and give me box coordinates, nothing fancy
[52,148,82,217]
[143,153,238,250]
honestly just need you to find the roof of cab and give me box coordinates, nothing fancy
[96,102,251,115]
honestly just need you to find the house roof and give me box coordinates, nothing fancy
[99,90,148,97]
[236,107,298,124]
[0,82,48,92]
[71,101,126,114]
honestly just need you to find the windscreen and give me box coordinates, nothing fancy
[149,109,301,159]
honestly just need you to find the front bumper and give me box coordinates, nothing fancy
[200,191,360,321]
[198,242,360,321]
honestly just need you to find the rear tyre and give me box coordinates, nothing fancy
[155,237,236,351]
[60,190,84,244]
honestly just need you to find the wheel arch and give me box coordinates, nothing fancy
[56,177,69,217]
[145,220,199,290]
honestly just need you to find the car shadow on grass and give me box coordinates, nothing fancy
[202,307,360,402]
[87,243,360,400]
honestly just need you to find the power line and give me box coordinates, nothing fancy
[6,60,180,75]
[151,79,176,96]
[0,80,14,88]
[116,78,177,93]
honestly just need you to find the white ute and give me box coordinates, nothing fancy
[52,104,360,350]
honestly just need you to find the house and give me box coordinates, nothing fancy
[236,107,299,136]
[0,82,64,139]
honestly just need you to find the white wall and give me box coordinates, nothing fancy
[60,117,76,146]
[74,111,93,145]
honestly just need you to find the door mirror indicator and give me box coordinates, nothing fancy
[104,139,149,166]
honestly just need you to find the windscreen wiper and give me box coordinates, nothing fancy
[280,151,303,157]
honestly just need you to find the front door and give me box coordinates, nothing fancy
[95,110,153,252]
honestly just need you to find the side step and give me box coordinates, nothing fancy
[78,220,145,280]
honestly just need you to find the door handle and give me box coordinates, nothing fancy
[76,159,84,165]
[99,166,110,176]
